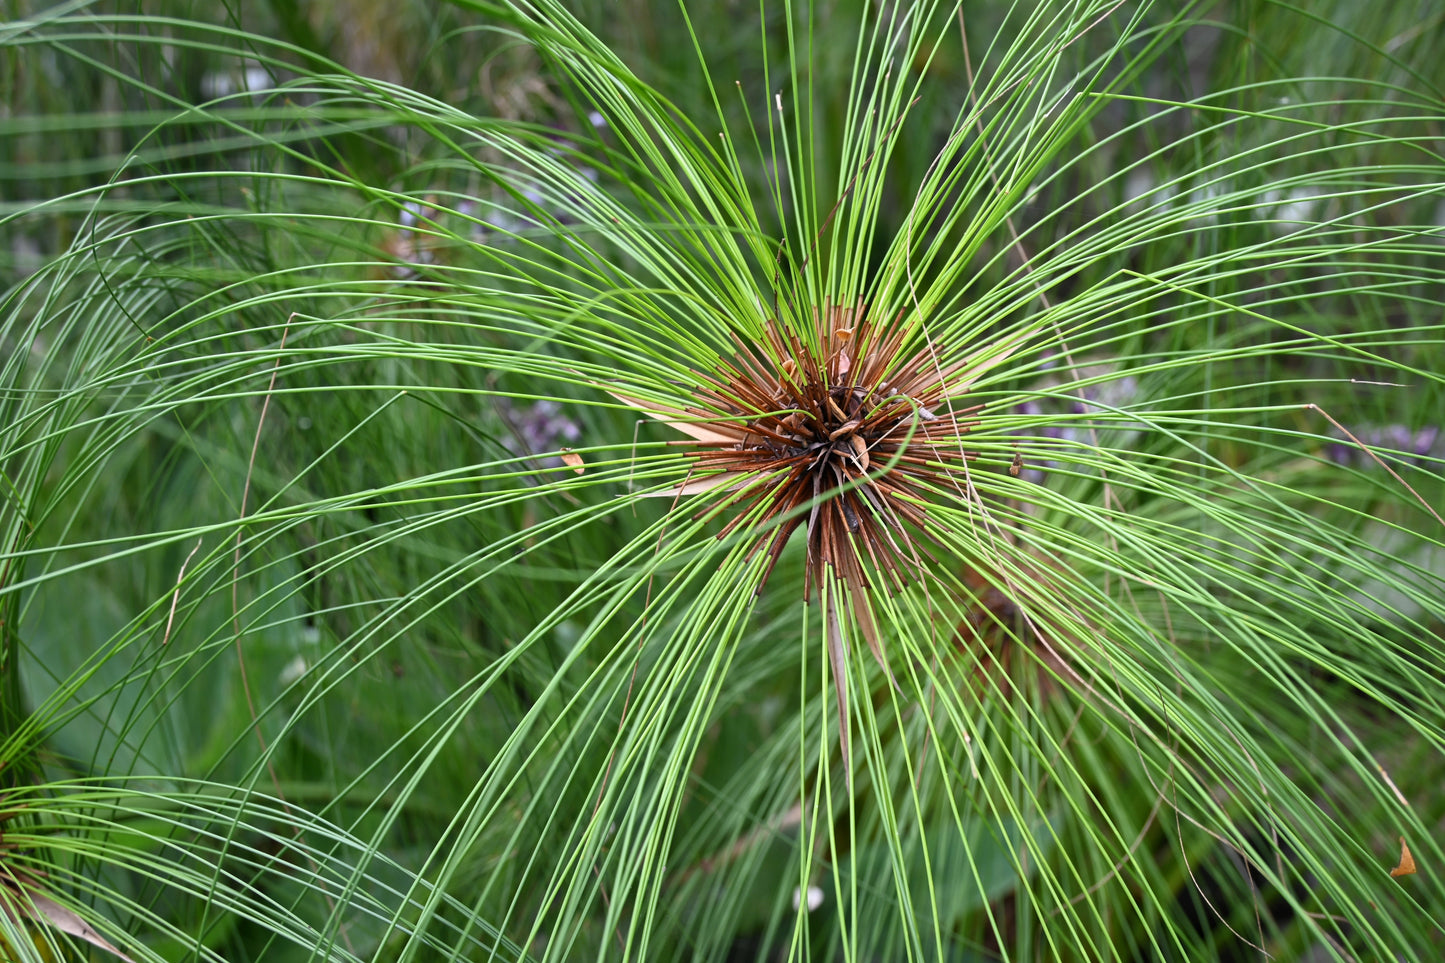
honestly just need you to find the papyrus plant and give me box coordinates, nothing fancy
[2,0,1442,960]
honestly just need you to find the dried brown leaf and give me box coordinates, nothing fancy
[1390,836,1417,878]
[607,390,739,446]
[5,890,135,963]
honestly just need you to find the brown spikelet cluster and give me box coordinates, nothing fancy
[618,303,1002,778]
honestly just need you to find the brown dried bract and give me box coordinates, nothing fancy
[1390,836,1417,878]
[616,303,1010,782]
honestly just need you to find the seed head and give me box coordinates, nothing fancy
[618,302,997,780]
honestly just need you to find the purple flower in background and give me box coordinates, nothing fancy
[498,399,582,472]
[1013,376,1144,481]
[1327,424,1439,468]
[514,400,581,454]
[1018,400,1066,441]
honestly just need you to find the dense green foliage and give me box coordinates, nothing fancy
[3,1,1444,960]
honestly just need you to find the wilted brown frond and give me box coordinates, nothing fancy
[0,815,136,962]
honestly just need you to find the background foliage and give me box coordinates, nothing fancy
[3,1,1444,960]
